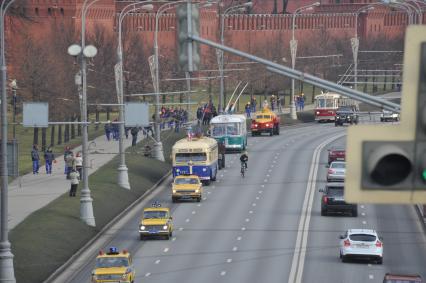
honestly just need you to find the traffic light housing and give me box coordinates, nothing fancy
[176,3,200,72]
[345,26,426,204]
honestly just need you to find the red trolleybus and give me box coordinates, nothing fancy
[314,92,357,122]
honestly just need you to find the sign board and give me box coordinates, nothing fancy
[124,102,149,127]
[0,140,19,176]
[23,103,49,128]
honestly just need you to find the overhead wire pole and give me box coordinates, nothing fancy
[0,0,17,280]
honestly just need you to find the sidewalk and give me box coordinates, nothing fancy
[8,131,147,230]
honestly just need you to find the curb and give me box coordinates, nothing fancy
[415,204,426,231]
[43,170,172,283]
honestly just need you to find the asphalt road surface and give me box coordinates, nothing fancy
[66,120,426,283]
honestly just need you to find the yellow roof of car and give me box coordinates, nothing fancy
[143,207,169,212]
[96,251,130,259]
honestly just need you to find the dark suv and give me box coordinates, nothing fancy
[335,106,359,126]
[319,182,357,216]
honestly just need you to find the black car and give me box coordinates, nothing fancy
[335,106,359,126]
[319,182,357,216]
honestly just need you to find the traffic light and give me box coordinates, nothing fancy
[345,26,426,204]
[176,3,200,72]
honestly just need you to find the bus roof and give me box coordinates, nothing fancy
[315,92,342,99]
[210,114,246,124]
[173,136,218,151]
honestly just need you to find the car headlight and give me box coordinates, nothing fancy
[173,190,177,193]
[140,225,145,230]
[266,123,269,127]
[254,124,258,127]
[316,111,320,115]
[195,189,199,193]
[163,225,168,230]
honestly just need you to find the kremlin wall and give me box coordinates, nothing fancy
[5,0,422,78]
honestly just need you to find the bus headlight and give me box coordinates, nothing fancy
[202,168,207,172]
[163,225,168,230]
[140,225,145,230]
[316,111,320,115]
[195,189,200,193]
[173,190,177,194]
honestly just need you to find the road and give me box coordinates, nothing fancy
[66,120,426,283]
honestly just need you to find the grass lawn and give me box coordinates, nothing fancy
[9,128,185,283]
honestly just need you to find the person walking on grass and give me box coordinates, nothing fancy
[31,144,40,174]
[44,146,55,174]
[69,169,80,197]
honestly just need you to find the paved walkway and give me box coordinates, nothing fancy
[8,131,148,230]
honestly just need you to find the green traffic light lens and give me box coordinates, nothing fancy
[422,170,426,181]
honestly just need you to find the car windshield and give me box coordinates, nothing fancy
[327,187,343,196]
[384,279,421,283]
[175,178,199,185]
[144,211,167,219]
[331,162,346,169]
[95,257,129,268]
[175,153,207,162]
[337,107,352,112]
[349,234,376,242]
[256,115,271,119]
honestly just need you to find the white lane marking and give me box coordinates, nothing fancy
[237,236,242,241]
[185,218,190,223]
[155,259,161,264]
[266,174,270,177]
[192,211,196,215]
[241,227,246,231]
[212,186,216,188]
[361,212,366,216]
[208,191,211,195]
[164,248,169,253]
[362,221,367,225]
[259,190,263,194]
[271,165,275,168]
[288,133,345,283]
[264,179,268,182]
[256,197,260,200]
[368,264,372,267]
[249,210,253,214]
[226,258,233,263]
[197,204,202,207]
[268,169,272,172]
[224,170,228,173]
[172,237,177,241]
[245,218,250,222]
[179,227,184,231]
[203,197,207,201]
[220,271,227,276]
[252,203,257,207]
[145,273,151,277]
[232,246,238,251]
[273,160,276,163]
[361,205,365,209]
[369,275,374,280]
[261,185,265,188]
[220,175,224,178]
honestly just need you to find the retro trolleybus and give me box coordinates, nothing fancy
[314,92,358,122]
[172,136,218,185]
[209,114,247,151]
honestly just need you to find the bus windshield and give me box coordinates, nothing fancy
[316,98,334,108]
[175,153,207,162]
[211,123,240,136]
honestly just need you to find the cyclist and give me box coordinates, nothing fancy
[240,151,248,170]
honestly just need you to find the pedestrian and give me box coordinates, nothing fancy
[245,102,251,118]
[104,121,111,141]
[131,127,139,146]
[64,147,74,179]
[69,169,80,197]
[74,152,83,178]
[112,119,119,140]
[125,127,130,139]
[31,144,40,174]
[44,146,55,174]
[300,93,305,110]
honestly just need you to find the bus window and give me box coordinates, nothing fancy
[175,153,207,162]
[226,123,239,136]
[316,99,326,108]
[326,99,334,108]
[212,124,225,137]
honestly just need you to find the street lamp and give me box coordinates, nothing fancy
[353,5,375,91]
[0,0,17,280]
[290,2,320,120]
[219,2,252,114]
[9,79,17,141]
[117,2,155,189]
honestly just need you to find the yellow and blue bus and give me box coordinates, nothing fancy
[210,114,247,151]
[172,136,218,185]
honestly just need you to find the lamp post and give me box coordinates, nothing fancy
[117,2,155,189]
[9,79,17,141]
[0,0,17,280]
[219,2,252,113]
[290,2,319,120]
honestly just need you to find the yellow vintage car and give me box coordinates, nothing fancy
[139,202,173,240]
[91,247,135,283]
[172,174,203,202]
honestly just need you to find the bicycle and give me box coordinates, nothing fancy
[241,162,246,178]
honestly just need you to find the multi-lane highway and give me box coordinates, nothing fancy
[64,121,426,283]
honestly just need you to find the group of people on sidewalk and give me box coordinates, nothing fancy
[197,101,218,125]
[30,144,83,197]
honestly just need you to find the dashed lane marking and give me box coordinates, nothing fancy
[192,211,196,215]
[145,273,151,277]
[369,275,374,280]
[256,197,260,200]
[226,259,233,263]
[264,179,268,182]
[232,246,238,252]
[220,271,227,276]
[203,197,207,201]
[249,210,253,214]
[362,221,367,225]
[155,259,161,264]
[197,204,202,207]
[185,219,190,223]
[241,227,246,231]
[261,185,265,188]
[361,212,366,216]
[361,205,365,209]
[172,237,177,241]
[252,203,257,207]
[164,248,169,253]
[179,227,184,231]
[245,218,250,222]
[237,236,242,241]
[259,190,263,194]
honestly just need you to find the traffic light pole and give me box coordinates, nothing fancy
[188,34,400,112]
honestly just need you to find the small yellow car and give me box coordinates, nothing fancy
[139,202,173,240]
[91,247,135,283]
[172,174,203,202]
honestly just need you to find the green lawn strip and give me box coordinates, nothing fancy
[10,129,185,283]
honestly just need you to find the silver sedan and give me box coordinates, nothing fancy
[327,161,345,182]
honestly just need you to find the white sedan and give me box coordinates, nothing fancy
[339,229,383,264]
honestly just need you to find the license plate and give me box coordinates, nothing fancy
[336,158,344,161]
[149,230,158,234]
[356,244,369,249]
